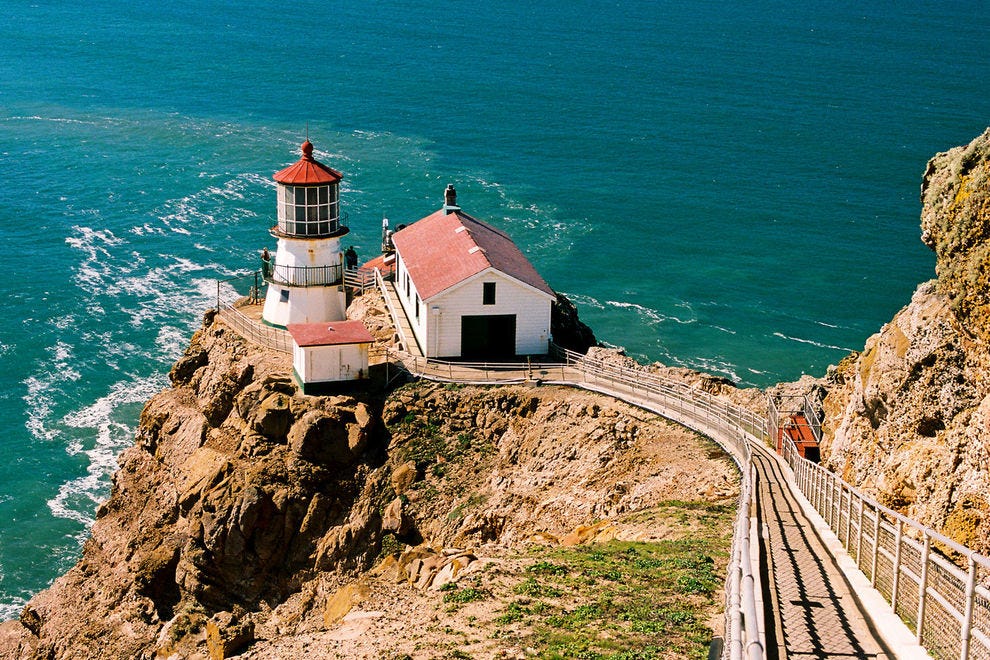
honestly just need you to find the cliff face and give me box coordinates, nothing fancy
[0,305,738,659]
[818,128,990,554]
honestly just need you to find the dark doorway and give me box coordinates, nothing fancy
[460,314,516,359]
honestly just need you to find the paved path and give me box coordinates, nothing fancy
[751,445,892,659]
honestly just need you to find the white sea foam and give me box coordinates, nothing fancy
[48,376,166,527]
[560,291,606,310]
[605,299,694,326]
[65,225,131,294]
[0,598,26,622]
[772,332,854,353]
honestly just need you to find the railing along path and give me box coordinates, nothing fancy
[215,268,990,660]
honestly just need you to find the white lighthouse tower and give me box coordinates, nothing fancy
[262,140,349,327]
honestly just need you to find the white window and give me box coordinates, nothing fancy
[277,184,339,236]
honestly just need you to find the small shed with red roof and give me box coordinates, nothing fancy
[390,185,555,359]
[287,320,374,394]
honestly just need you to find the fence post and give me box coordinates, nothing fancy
[891,519,903,612]
[216,280,221,312]
[916,534,930,645]
[845,485,852,548]
[870,509,880,587]
[960,555,976,660]
[857,496,865,567]
[827,473,834,526]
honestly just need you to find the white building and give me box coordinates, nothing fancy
[287,320,374,394]
[390,185,555,359]
[262,140,349,328]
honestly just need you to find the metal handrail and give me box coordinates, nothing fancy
[780,435,990,660]
[217,303,292,353]
[261,258,342,287]
[209,264,989,660]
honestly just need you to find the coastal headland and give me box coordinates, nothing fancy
[1,128,989,659]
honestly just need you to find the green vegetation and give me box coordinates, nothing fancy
[442,585,489,605]
[487,500,734,660]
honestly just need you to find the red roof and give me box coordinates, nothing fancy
[390,208,554,300]
[273,140,343,185]
[287,320,374,347]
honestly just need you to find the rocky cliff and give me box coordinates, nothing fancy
[0,301,739,658]
[813,128,990,554]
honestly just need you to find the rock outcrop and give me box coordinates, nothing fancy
[813,128,990,554]
[0,300,738,658]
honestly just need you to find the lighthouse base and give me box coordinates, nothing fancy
[261,284,347,328]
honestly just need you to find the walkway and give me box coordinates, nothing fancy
[370,286,936,659]
[217,274,989,659]
[752,444,891,659]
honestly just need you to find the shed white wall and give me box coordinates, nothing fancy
[427,270,552,358]
[293,342,369,383]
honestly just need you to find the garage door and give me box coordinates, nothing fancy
[460,315,516,359]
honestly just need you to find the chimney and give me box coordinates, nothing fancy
[443,184,460,214]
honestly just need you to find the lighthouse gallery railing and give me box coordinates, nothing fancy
[261,257,343,288]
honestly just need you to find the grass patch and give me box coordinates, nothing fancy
[442,585,489,605]
[495,501,733,659]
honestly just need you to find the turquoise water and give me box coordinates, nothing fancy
[1,0,988,617]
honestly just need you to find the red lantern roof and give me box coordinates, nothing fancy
[273,140,343,185]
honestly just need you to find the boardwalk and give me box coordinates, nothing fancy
[752,444,891,659]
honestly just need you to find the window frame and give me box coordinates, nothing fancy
[277,184,339,236]
[482,282,496,305]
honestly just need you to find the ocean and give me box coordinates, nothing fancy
[0,0,988,618]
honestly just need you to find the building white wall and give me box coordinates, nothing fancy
[293,342,369,384]
[273,235,343,269]
[426,269,552,358]
[394,252,553,359]
[394,252,428,354]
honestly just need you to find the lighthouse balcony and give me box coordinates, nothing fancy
[261,259,343,287]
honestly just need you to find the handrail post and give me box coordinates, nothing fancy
[891,519,903,611]
[916,534,930,645]
[960,555,976,660]
[844,485,853,549]
[870,508,881,587]
[857,496,865,567]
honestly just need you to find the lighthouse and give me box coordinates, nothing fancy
[261,140,349,327]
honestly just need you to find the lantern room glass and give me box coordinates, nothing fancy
[277,184,339,236]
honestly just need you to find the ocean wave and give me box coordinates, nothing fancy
[4,115,97,126]
[605,299,694,326]
[772,332,854,353]
[559,291,606,310]
[22,340,82,443]
[49,376,166,527]
[0,598,26,623]
[65,225,134,294]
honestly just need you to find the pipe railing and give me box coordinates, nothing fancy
[780,435,990,660]
[261,258,343,287]
[210,265,990,660]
